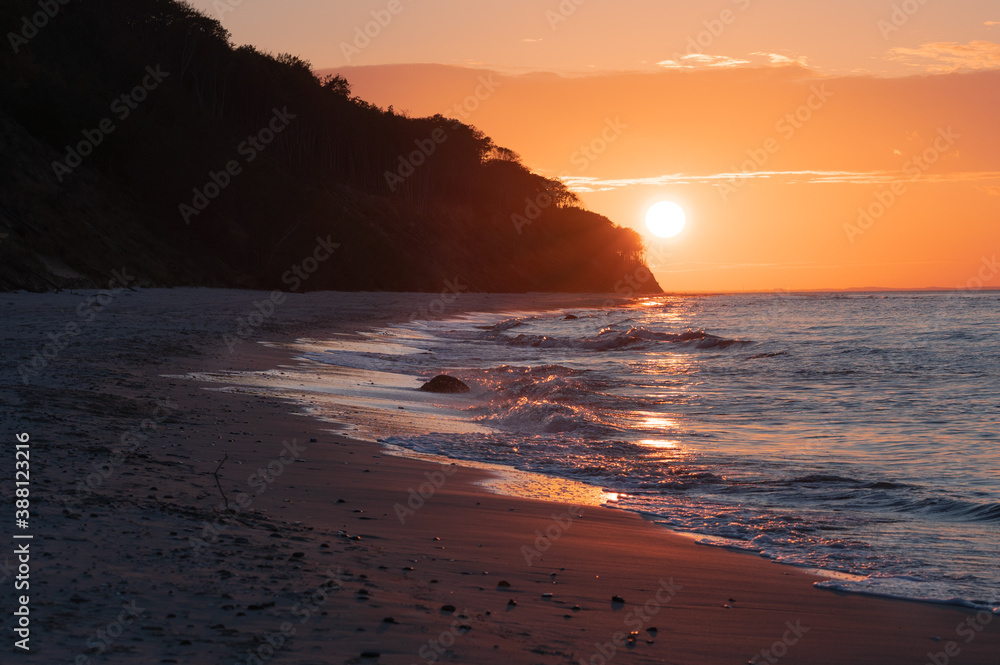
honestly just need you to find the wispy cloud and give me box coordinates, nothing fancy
[521,37,543,43]
[562,170,1000,191]
[657,54,750,69]
[985,21,1000,27]
[752,52,809,67]
[888,40,1000,72]
[657,52,807,70]
[656,260,969,274]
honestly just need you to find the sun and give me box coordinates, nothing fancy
[645,201,687,238]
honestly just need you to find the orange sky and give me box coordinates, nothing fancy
[188,0,1000,292]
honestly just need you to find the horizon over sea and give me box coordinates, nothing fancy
[201,291,1000,613]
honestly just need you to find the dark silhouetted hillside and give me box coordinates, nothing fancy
[0,0,660,294]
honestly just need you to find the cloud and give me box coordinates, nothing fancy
[986,21,1000,27]
[658,52,808,70]
[521,38,543,43]
[888,40,1000,72]
[752,52,809,67]
[656,260,962,274]
[562,171,1000,192]
[657,53,751,69]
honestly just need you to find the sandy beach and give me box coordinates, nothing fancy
[3,288,998,665]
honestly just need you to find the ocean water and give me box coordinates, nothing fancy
[217,292,1000,611]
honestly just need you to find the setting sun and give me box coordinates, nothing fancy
[645,201,687,238]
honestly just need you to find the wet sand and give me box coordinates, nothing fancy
[2,288,997,664]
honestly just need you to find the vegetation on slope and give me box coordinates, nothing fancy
[0,0,660,293]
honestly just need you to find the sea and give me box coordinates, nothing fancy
[200,292,1000,612]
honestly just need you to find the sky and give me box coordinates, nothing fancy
[188,0,1000,292]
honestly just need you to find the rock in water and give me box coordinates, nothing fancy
[420,375,470,393]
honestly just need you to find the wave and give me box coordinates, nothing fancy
[747,351,789,360]
[814,578,1000,614]
[479,316,533,333]
[299,298,1000,611]
[504,327,751,352]
[478,399,591,434]
[787,474,862,485]
[903,497,1000,523]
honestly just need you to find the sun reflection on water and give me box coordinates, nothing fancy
[637,439,681,449]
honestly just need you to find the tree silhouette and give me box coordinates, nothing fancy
[0,0,660,294]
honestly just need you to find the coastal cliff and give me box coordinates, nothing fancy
[0,0,660,294]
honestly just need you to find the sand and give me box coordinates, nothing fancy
[2,288,997,664]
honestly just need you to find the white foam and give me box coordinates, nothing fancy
[814,578,1000,614]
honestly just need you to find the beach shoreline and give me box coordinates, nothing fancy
[3,288,997,664]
